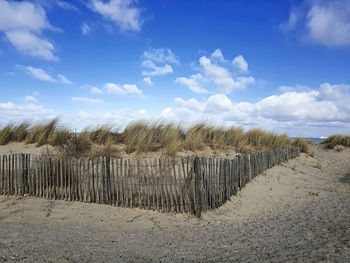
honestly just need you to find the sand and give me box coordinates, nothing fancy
[0,142,237,158]
[0,144,349,262]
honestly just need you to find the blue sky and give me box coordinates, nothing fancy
[1,0,350,137]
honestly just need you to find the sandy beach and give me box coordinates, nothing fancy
[0,144,349,262]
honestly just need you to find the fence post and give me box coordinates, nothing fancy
[193,157,202,218]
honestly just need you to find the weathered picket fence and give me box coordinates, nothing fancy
[0,148,300,217]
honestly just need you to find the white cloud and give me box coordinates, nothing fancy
[281,0,350,47]
[204,94,233,113]
[81,22,92,35]
[210,48,224,62]
[57,74,73,84]
[56,1,78,12]
[174,97,203,112]
[143,77,154,85]
[199,55,255,93]
[232,55,248,73]
[0,101,56,126]
[279,11,298,32]
[256,91,339,121]
[88,0,144,31]
[175,94,233,114]
[91,87,104,94]
[144,48,179,64]
[24,96,38,104]
[306,0,350,46]
[0,0,50,32]
[162,107,172,114]
[72,97,105,104]
[174,49,254,94]
[23,66,72,84]
[68,108,149,130]
[5,30,57,61]
[104,82,143,96]
[171,82,350,135]
[0,0,57,60]
[24,66,56,82]
[175,74,207,94]
[123,84,143,95]
[141,60,173,76]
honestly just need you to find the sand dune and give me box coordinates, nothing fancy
[0,144,349,262]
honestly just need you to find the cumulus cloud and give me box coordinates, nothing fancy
[175,74,207,94]
[232,55,248,73]
[72,97,104,104]
[141,60,173,76]
[175,94,233,114]
[210,48,225,62]
[175,49,254,94]
[199,54,255,94]
[0,0,58,60]
[256,91,339,121]
[105,82,143,96]
[174,97,203,112]
[88,0,144,31]
[23,66,72,84]
[143,77,154,85]
[172,82,350,135]
[281,0,350,47]
[144,48,179,64]
[306,0,350,46]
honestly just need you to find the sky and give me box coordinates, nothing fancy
[0,0,350,137]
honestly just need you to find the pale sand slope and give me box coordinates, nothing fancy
[0,142,50,156]
[0,142,237,158]
[0,144,349,262]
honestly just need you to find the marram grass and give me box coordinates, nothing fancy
[0,118,301,157]
[324,134,350,149]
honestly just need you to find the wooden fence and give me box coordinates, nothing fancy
[0,148,300,217]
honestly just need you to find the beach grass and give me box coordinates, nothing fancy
[0,118,299,157]
[324,134,350,149]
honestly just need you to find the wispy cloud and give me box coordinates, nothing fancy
[91,87,104,94]
[87,0,144,31]
[57,74,73,84]
[105,82,143,96]
[24,95,38,104]
[72,97,104,104]
[141,60,173,76]
[143,77,154,86]
[175,74,207,94]
[81,22,92,35]
[23,66,73,84]
[144,48,179,64]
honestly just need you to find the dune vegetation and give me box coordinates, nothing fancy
[0,119,300,158]
[292,137,311,154]
[323,134,350,149]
